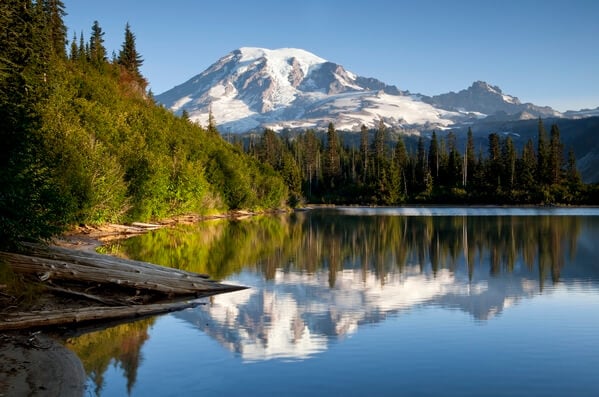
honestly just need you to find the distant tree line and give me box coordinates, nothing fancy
[247,119,597,205]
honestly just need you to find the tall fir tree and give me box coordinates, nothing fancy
[549,123,563,185]
[536,118,550,185]
[372,119,386,182]
[89,20,106,65]
[117,23,144,82]
[428,130,439,180]
[487,133,502,191]
[78,31,86,60]
[518,139,537,191]
[394,135,409,198]
[465,127,476,186]
[446,131,462,188]
[359,124,369,182]
[324,122,341,188]
[566,147,582,189]
[41,0,67,58]
[501,136,516,191]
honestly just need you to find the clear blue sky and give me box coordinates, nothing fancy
[63,0,599,111]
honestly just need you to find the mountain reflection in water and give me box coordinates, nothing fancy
[77,209,599,395]
[108,210,599,355]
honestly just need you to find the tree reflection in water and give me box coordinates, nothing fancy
[78,210,597,393]
[107,211,584,287]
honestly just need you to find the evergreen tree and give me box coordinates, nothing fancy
[69,32,78,60]
[393,135,409,198]
[373,120,386,160]
[415,136,431,194]
[78,30,86,60]
[428,130,439,182]
[446,131,462,187]
[501,136,516,192]
[372,119,386,184]
[487,133,501,191]
[465,127,476,186]
[302,129,320,197]
[207,107,218,135]
[180,109,190,121]
[117,23,144,79]
[518,138,537,192]
[549,123,563,185]
[259,128,282,169]
[359,124,369,182]
[41,0,67,58]
[89,20,106,65]
[566,147,582,189]
[537,118,550,184]
[324,122,341,188]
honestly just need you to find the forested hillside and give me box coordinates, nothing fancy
[0,1,287,248]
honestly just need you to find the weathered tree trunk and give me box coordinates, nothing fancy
[0,300,206,331]
[0,243,246,330]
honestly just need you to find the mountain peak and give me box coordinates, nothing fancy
[156,48,562,133]
[236,47,327,65]
[471,80,503,94]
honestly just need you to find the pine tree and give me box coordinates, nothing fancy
[537,118,550,185]
[465,127,476,186]
[415,136,430,193]
[89,20,106,65]
[118,23,144,79]
[324,122,341,188]
[69,32,78,60]
[180,109,190,121]
[446,131,462,187]
[302,129,320,197]
[78,31,86,60]
[207,106,218,135]
[428,130,439,181]
[501,136,516,191]
[549,123,563,185]
[566,147,582,188]
[372,119,386,183]
[487,133,501,191]
[359,124,369,182]
[394,135,409,198]
[41,0,67,58]
[518,138,537,192]
[373,120,386,160]
[260,128,282,169]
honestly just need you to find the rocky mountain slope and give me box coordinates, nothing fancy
[156,48,540,132]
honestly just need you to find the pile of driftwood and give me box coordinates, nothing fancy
[0,243,245,331]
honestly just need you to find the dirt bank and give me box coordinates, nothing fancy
[0,212,262,395]
[0,332,86,397]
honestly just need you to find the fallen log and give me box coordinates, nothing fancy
[0,251,227,295]
[0,247,235,296]
[21,242,211,279]
[0,244,246,330]
[0,300,206,331]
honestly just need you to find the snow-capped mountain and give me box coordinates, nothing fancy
[423,80,561,118]
[156,47,568,133]
[563,106,599,119]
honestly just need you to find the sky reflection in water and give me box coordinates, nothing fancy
[69,208,599,396]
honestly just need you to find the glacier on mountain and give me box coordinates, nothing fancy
[156,47,565,133]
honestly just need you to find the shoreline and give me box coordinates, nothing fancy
[1,210,275,396]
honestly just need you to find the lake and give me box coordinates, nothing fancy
[66,207,599,397]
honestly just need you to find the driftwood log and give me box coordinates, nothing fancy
[0,243,246,331]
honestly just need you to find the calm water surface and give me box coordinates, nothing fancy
[67,207,599,396]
